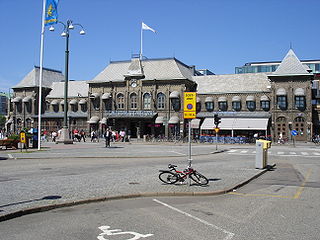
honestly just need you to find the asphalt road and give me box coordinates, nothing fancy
[0,142,319,239]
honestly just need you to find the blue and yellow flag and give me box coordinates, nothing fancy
[45,0,59,26]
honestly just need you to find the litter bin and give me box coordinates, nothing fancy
[255,139,271,169]
[32,128,38,149]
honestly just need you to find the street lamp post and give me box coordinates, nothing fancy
[50,20,85,144]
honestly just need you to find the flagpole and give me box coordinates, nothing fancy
[140,22,143,60]
[37,0,46,150]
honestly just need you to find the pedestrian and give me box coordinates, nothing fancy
[127,129,131,142]
[80,129,86,142]
[52,131,57,142]
[120,130,126,142]
[104,128,112,147]
[91,130,97,142]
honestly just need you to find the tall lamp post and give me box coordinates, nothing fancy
[50,20,85,144]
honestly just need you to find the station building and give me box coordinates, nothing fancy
[7,49,319,141]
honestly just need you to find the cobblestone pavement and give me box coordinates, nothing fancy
[0,141,268,219]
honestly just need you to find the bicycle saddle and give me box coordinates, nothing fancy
[168,164,177,168]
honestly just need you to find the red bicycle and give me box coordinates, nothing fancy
[159,164,209,186]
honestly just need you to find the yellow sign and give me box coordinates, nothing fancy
[183,92,196,119]
[214,128,220,133]
[20,132,26,144]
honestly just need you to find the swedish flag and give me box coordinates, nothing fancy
[45,0,59,26]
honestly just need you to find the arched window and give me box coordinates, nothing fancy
[130,93,138,109]
[117,93,125,109]
[218,97,227,111]
[205,97,214,112]
[232,96,241,111]
[276,88,287,110]
[157,93,166,109]
[143,93,151,110]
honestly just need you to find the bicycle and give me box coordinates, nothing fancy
[159,164,209,186]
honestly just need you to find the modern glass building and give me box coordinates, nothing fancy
[235,60,320,74]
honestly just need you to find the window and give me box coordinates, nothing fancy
[80,104,87,112]
[71,105,77,112]
[130,93,138,109]
[246,101,256,111]
[295,96,305,110]
[232,101,241,111]
[104,99,112,111]
[294,117,305,122]
[260,101,270,111]
[218,101,227,111]
[157,93,166,109]
[117,93,125,109]
[205,102,214,112]
[143,93,151,110]
[277,96,287,110]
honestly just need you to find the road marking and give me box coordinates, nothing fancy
[293,168,313,199]
[289,152,297,155]
[97,225,153,240]
[170,151,185,155]
[301,152,309,155]
[229,192,292,199]
[153,199,234,240]
[277,152,284,155]
[240,150,248,153]
[313,152,320,155]
[252,151,256,153]
[8,154,13,159]
[228,150,237,153]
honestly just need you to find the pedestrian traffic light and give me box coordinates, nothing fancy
[214,114,221,127]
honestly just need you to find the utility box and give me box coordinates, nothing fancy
[255,139,271,169]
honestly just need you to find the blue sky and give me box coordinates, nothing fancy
[1,0,320,93]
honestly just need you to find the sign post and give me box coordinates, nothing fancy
[291,130,298,147]
[19,131,27,152]
[184,92,196,186]
[214,127,220,150]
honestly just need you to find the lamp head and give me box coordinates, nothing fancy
[68,23,74,30]
[49,25,55,31]
[79,29,85,35]
[61,32,67,37]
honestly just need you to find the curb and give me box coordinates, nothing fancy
[0,165,274,223]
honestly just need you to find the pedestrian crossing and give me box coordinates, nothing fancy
[227,149,320,156]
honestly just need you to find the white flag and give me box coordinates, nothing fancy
[142,22,156,33]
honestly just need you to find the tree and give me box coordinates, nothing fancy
[0,114,6,128]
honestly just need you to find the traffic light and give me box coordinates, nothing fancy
[214,114,221,127]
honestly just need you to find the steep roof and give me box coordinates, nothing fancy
[12,67,64,89]
[47,81,89,98]
[273,49,312,76]
[193,73,271,94]
[90,58,195,83]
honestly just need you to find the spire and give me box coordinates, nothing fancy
[273,49,311,75]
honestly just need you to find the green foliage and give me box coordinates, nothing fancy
[0,114,5,127]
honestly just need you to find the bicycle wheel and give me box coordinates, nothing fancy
[190,172,209,186]
[159,171,179,184]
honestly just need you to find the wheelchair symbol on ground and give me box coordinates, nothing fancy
[97,225,154,240]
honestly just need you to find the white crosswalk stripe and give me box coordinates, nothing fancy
[240,150,248,153]
[277,152,284,155]
[227,150,237,153]
[289,152,297,155]
[301,152,309,155]
[313,152,320,155]
[226,149,318,156]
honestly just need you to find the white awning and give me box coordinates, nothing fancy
[168,116,179,124]
[22,96,32,103]
[276,88,287,95]
[246,96,255,101]
[79,99,87,104]
[232,96,241,102]
[196,97,201,103]
[12,96,22,103]
[155,116,164,124]
[205,97,214,103]
[90,93,100,99]
[102,93,112,100]
[260,95,269,101]
[218,96,227,102]
[60,100,65,105]
[201,117,269,130]
[100,117,107,124]
[88,116,100,124]
[191,119,201,129]
[51,99,59,105]
[169,91,180,99]
[69,99,78,105]
[294,88,305,96]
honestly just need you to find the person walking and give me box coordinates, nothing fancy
[80,129,86,142]
[104,128,112,148]
[91,130,97,142]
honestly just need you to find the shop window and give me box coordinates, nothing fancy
[232,101,241,111]
[246,101,256,111]
[157,93,166,109]
[218,101,228,111]
[295,96,306,110]
[130,93,138,109]
[117,93,125,109]
[260,101,270,111]
[205,102,214,112]
[277,96,287,110]
[143,93,151,110]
